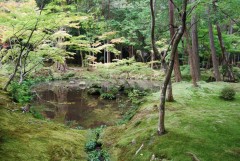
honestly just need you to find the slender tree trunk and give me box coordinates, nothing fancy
[169,0,182,82]
[161,53,174,101]
[216,25,235,81]
[80,51,84,67]
[158,0,187,135]
[107,40,110,63]
[150,0,157,69]
[184,30,198,87]
[207,7,221,81]
[212,0,235,81]
[190,0,201,81]
[151,0,174,101]
[102,0,105,17]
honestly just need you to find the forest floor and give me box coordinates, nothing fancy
[0,62,240,161]
[101,81,240,161]
[0,77,87,161]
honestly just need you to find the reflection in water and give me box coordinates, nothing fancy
[32,82,131,128]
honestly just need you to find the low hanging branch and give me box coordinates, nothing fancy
[158,0,188,135]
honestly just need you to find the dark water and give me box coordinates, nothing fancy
[32,80,160,128]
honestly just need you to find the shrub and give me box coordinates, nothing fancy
[100,87,119,100]
[85,140,97,151]
[87,150,110,161]
[220,87,236,100]
[9,82,32,103]
[8,77,50,104]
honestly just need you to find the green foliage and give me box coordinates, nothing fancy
[85,140,97,151]
[87,150,110,161]
[85,126,110,161]
[8,77,50,104]
[220,87,236,100]
[233,67,240,81]
[30,107,44,119]
[100,93,116,100]
[128,89,147,105]
[62,72,75,80]
[118,88,147,124]
[8,81,32,104]
[118,105,139,125]
[100,86,119,100]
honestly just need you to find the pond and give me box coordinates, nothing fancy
[32,79,160,129]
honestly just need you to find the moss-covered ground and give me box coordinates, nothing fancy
[101,81,240,161]
[0,62,240,161]
[0,76,87,161]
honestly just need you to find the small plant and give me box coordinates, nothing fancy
[118,105,139,125]
[128,89,147,105]
[85,126,109,161]
[30,108,44,119]
[85,140,97,151]
[62,72,75,80]
[220,87,236,100]
[8,77,50,104]
[9,81,32,103]
[100,93,116,100]
[87,150,110,161]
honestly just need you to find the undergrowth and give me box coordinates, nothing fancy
[85,126,110,161]
[8,77,52,104]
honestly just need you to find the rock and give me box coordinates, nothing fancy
[79,81,86,86]
[131,139,136,145]
[21,104,31,113]
[69,81,75,84]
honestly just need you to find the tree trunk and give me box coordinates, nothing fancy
[169,0,182,82]
[184,30,198,87]
[151,0,174,102]
[212,0,235,81]
[150,0,157,69]
[158,0,187,135]
[190,0,201,81]
[207,7,221,81]
[161,53,174,102]
[107,40,110,63]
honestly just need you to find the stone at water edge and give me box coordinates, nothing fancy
[79,81,86,86]
[69,81,75,84]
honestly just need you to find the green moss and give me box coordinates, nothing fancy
[101,82,240,161]
[0,93,87,161]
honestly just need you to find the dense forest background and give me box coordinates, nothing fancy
[0,0,239,86]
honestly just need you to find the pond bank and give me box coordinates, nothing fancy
[1,67,240,161]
